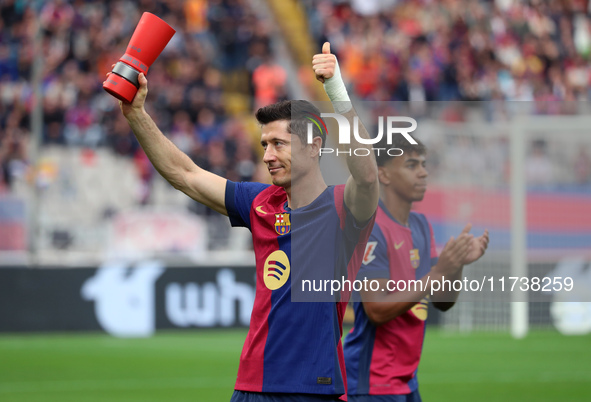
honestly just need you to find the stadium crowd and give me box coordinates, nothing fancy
[0,0,287,199]
[303,0,591,186]
[1,0,591,199]
[306,0,591,103]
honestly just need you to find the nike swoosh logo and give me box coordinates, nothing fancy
[255,206,268,215]
[394,241,404,250]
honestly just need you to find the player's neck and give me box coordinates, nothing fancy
[286,169,327,210]
[382,192,412,227]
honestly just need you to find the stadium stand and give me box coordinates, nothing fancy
[0,0,287,191]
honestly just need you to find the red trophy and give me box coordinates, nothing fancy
[103,12,176,103]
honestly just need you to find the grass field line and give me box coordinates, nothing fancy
[0,340,243,353]
[1,370,590,395]
[421,369,591,384]
[0,377,235,394]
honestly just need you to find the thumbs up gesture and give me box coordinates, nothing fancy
[312,42,350,111]
[312,42,337,83]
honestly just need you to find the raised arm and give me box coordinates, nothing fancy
[109,72,228,215]
[312,42,379,223]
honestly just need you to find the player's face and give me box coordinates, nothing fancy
[261,120,292,187]
[380,152,428,202]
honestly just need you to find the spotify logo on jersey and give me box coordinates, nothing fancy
[264,251,290,290]
[410,297,429,321]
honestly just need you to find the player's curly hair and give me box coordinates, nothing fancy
[255,100,327,149]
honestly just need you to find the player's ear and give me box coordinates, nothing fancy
[378,166,390,185]
[308,135,323,158]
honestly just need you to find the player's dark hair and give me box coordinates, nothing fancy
[375,135,427,167]
[255,100,327,149]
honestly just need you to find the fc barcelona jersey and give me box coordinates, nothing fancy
[225,181,375,396]
[343,201,438,396]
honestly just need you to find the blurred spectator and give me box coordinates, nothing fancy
[195,108,220,145]
[184,0,209,35]
[252,55,287,110]
[63,95,103,147]
[0,124,28,192]
[169,110,196,155]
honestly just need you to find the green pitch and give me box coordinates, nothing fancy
[0,329,589,401]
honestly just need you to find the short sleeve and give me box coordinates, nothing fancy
[225,181,270,229]
[356,225,390,281]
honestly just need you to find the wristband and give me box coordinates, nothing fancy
[323,59,352,113]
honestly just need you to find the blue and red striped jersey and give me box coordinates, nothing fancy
[225,181,375,397]
[344,200,438,396]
